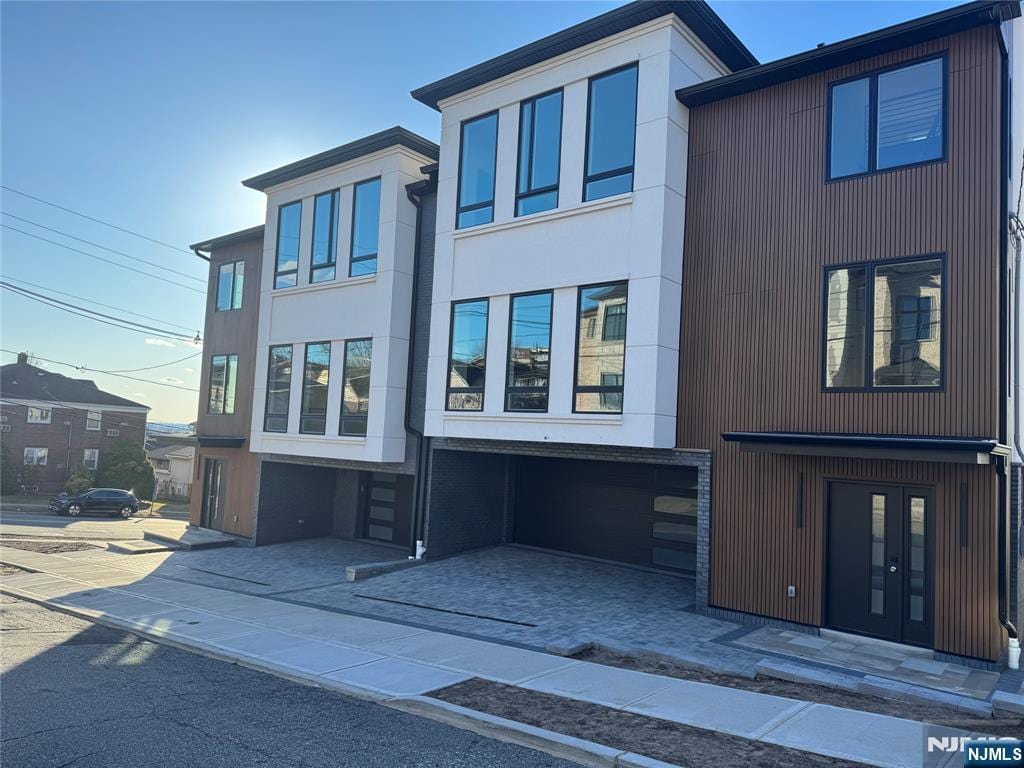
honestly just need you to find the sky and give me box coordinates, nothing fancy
[0,0,957,422]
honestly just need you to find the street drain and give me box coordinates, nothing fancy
[353,594,537,627]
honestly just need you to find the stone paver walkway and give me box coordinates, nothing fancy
[0,545,996,768]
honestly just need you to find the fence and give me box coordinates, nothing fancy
[155,480,191,502]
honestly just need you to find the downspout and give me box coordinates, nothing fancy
[404,181,428,560]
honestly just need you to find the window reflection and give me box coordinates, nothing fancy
[340,339,372,436]
[506,292,552,411]
[873,259,941,387]
[300,342,330,434]
[447,299,489,410]
[825,267,867,387]
[575,282,627,413]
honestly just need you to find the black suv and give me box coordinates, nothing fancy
[49,488,140,519]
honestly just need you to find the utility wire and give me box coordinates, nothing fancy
[0,349,199,392]
[1,211,205,284]
[1,225,204,295]
[0,274,199,333]
[100,351,202,373]
[0,185,194,256]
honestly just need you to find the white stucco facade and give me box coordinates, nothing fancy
[249,147,433,463]
[424,14,730,448]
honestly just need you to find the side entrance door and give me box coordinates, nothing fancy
[201,458,227,530]
[826,481,934,648]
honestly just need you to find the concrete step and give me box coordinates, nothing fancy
[106,540,179,555]
[143,528,236,552]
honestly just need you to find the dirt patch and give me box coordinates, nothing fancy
[431,678,866,768]
[575,646,1023,738]
[0,538,99,555]
[0,563,29,576]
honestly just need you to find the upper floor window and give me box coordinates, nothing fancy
[27,407,51,424]
[506,291,552,412]
[516,90,562,216]
[575,282,627,413]
[216,260,245,310]
[23,447,47,466]
[456,112,498,229]
[824,257,942,389]
[264,344,292,433]
[82,448,99,471]
[85,410,101,431]
[208,353,238,414]
[584,64,638,202]
[275,201,302,289]
[350,178,381,276]
[829,56,944,180]
[340,338,372,436]
[300,342,330,434]
[446,298,489,410]
[310,190,338,284]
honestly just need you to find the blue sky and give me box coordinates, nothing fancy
[0,0,955,422]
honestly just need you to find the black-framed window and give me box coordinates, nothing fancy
[823,257,942,390]
[350,177,381,276]
[446,298,489,410]
[300,342,330,434]
[264,344,292,432]
[828,56,945,180]
[516,90,562,216]
[275,201,302,288]
[574,282,627,413]
[216,260,245,311]
[584,64,638,202]
[340,338,372,436]
[456,112,498,229]
[208,353,238,415]
[505,291,552,412]
[310,190,338,283]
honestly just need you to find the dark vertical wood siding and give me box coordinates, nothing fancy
[678,27,1005,660]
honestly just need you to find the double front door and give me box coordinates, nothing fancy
[826,482,934,647]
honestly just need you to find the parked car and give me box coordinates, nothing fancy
[49,488,139,519]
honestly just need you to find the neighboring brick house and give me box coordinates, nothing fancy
[0,354,150,493]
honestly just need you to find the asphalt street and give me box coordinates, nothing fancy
[0,595,575,768]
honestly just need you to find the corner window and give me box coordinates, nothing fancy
[85,410,101,430]
[584,64,638,202]
[208,354,238,414]
[264,344,292,432]
[823,257,942,389]
[24,447,47,465]
[516,90,562,216]
[310,190,338,283]
[350,178,381,277]
[829,56,944,180]
[300,342,330,434]
[27,407,51,424]
[83,448,98,471]
[446,298,489,410]
[275,201,302,289]
[216,260,245,310]
[505,291,552,412]
[340,339,372,436]
[456,113,498,229]
[575,282,627,413]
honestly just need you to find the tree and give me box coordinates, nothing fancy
[64,469,93,496]
[95,441,155,499]
[0,443,17,494]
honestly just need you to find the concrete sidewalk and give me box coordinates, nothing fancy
[0,546,989,768]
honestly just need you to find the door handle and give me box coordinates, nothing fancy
[889,565,897,573]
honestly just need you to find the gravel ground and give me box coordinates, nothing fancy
[0,563,29,576]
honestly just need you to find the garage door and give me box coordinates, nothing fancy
[514,458,698,573]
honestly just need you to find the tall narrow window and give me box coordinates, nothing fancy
[208,354,238,415]
[216,260,245,310]
[829,78,870,178]
[574,282,627,413]
[264,345,292,432]
[824,266,868,388]
[908,495,927,623]
[505,292,552,412]
[310,190,338,283]
[456,113,498,229]
[584,64,638,201]
[516,90,562,216]
[300,342,330,434]
[870,494,886,616]
[85,411,101,431]
[275,201,302,288]
[340,339,372,436]
[447,299,489,410]
[82,448,99,471]
[350,178,381,276]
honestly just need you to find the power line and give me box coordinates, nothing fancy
[100,351,202,373]
[0,274,199,333]
[0,185,194,256]
[2,225,204,295]
[1,211,205,284]
[0,349,199,392]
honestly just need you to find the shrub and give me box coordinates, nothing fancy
[64,469,93,496]
[95,441,155,500]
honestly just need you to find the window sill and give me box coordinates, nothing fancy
[451,193,632,241]
[442,412,622,426]
[269,273,376,297]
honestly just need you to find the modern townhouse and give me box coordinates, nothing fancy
[0,353,149,493]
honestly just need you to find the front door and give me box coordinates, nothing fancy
[201,459,227,530]
[360,472,413,548]
[826,482,934,647]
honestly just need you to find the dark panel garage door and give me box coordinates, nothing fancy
[515,458,698,573]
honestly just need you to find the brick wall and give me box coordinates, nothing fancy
[424,448,511,557]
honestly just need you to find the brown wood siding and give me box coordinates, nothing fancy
[678,28,1005,660]
[187,446,261,539]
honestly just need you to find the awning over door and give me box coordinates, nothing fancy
[722,432,1010,465]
